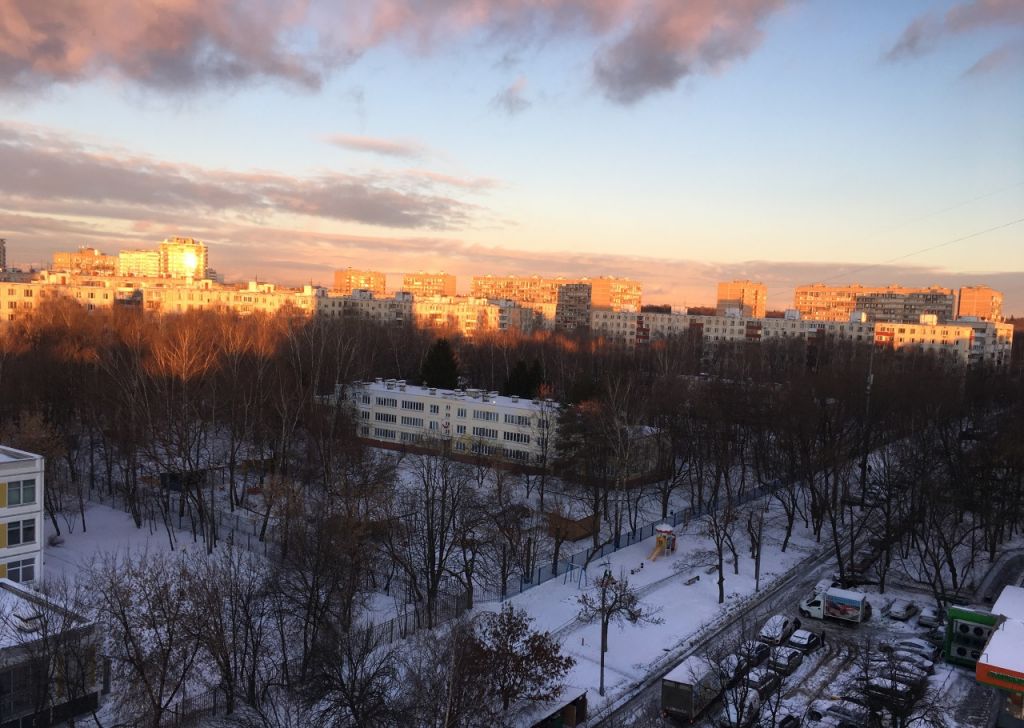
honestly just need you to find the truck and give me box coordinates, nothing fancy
[799,586,872,623]
[662,655,721,721]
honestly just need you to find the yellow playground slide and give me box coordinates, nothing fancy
[648,542,665,561]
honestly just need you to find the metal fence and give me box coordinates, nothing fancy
[482,482,774,601]
[167,686,221,727]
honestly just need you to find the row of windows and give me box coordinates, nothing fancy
[375,397,398,407]
[504,431,531,444]
[504,414,531,426]
[472,427,498,440]
[3,479,36,507]
[473,410,499,422]
[401,416,423,427]
[375,412,397,423]
[402,400,425,411]
[373,428,396,439]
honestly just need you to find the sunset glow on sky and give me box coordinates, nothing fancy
[1,0,1022,310]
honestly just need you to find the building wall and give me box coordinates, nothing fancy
[403,271,456,298]
[52,247,118,275]
[117,250,162,277]
[0,238,5,272]
[347,379,558,464]
[794,284,954,322]
[716,280,767,318]
[958,286,1003,321]
[333,269,387,296]
[0,446,44,585]
[855,290,955,323]
[159,237,208,279]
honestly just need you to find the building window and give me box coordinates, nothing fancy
[400,416,424,427]
[456,425,466,434]
[360,411,370,420]
[401,400,425,411]
[457,408,467,418]
[429,421,439,431]
[375,397,398,407]
[472,427,498,439]
[6,519,35,546]
[5,479,36,506]
[503,431,531,444]
[373,428,396,439]
[429,404,440,414]
[374,412,397,423]
[5,557,34,583]
[473,410,499,422]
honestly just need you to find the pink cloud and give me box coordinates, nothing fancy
[0,0,788,104]
[325,134,426,158]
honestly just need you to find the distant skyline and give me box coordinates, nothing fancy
[1,0,1022,311]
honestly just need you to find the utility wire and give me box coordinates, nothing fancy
[819,215,1024,283]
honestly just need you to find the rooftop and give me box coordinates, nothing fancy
[993,585,1024,621]
[0,446,39,464]
[353,379,558,413]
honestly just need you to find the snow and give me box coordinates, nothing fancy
[664,655,710,684]
[496,505,820,723]
[992,584,1024,620]
[44,501,204,582]
[980,620,1024,673]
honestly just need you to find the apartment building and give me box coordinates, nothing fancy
[402,271,456,298]
[346,378,558,464]
[855,290,955,323]
[0,446,43,585]
[554,283,592,331]
[471,275,641,313]
[716,280,767,318]
[117,249,162,277]
[794,283,955,322]
[318,290,413,323]
[52,246,118,275]
[591,309,1009,367]
[142,280,323,316]
[333,268,387,297]
[957,285,1003,321]
[160,237,208,279]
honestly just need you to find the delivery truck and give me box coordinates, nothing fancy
[661,655,721,721]
[799,586,872,623]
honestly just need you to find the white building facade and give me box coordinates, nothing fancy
[346,379,558,464]
[0,446,43,584]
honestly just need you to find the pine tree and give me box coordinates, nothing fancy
[420,338,459,389]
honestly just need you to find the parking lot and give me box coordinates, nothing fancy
[626,573,996,727]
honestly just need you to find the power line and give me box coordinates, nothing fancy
[819,215,1024,283]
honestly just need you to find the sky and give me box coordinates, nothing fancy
[1,0,1022,311]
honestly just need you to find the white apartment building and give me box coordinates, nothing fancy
[590,310,1011,367]
[0,446,43,584]
[346,379,558,464]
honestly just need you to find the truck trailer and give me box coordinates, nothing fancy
[661,655,721,721]
[799,587,872,624]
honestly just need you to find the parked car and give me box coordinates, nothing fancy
[917,605,944,628]
[805,699,871,726]
[770,646,804,675]
[869,655,929,684]
[887,599,918,621]
[865,677,916,711]
[883,637,939,661]
[744,667,781,699]
[759,615,801,645]
[740,639,771,668]
[777,714,802,728]
[890,649,935,674]
[787,629,822,653]
[719,653,748,687]
[719,690,761,728]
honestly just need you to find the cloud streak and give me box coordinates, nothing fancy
[0,0,789,105]
[0,123,486,230]
[885,0,1024,73]
[326,134,426,158]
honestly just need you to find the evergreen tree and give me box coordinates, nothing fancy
[420,338,459,389]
